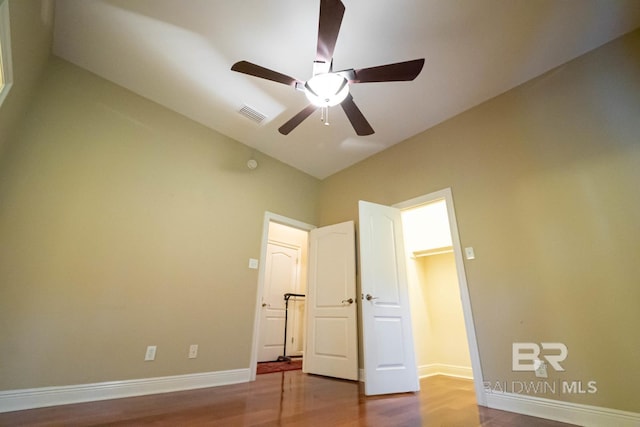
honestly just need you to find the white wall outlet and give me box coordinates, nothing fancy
[188,344,198,359]
[248,258,259,269]
[144,345,157,361]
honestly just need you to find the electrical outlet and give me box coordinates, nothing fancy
[145,345,157,361]
[188,344,198,359]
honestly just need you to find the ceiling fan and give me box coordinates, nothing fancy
[231,0,425,136]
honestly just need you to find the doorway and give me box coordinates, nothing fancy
[257,227,307,362]
[250,213,314,380]
[251,214,359,382]
[402,199,472,378]
[395,189,486,405]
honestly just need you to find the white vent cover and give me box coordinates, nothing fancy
[238,105,267,124]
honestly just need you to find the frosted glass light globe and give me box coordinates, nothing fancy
[304,73,349,107]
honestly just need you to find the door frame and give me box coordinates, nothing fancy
[394,188,486,406]
[249,211,315,381]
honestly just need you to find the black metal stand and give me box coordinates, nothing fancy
[277,293,305,362]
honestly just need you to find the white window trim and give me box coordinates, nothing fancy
[0,0,14,107]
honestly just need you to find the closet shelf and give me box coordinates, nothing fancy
[412,246,453,258]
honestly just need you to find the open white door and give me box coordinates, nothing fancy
[304,221,358,381]
[359,200,419,395]
[257,243,301,362]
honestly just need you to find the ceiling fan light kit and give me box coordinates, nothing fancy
[231,0,424,136]
[304,72,349,107]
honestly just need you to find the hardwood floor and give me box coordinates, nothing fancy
[0,372,575,426]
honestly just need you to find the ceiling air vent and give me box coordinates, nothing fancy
[238,105,267,125]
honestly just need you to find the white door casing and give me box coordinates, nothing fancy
[304,221,358,381]
[257,243,301,362]
[359,200,420,395]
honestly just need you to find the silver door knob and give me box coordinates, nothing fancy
[341,298,354,304]
[365,294,378,301]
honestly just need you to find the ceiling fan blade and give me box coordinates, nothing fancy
[278,105,319,135]
[231,61,300,87]
[349,58,425,83]
[341,94,374,136]
[316,0,345,66]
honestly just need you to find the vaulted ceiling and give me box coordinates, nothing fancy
[53,0,640,178]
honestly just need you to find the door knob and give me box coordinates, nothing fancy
[341,298,354,305]
[365,294,378,301]
[262,302,268,307]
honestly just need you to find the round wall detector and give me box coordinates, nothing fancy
[247,159,258,170]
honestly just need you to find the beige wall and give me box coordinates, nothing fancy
[0,0,52,153]
[0,57,319,389]
[320,30,640,412]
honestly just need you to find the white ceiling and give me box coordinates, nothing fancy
[53,0,640,179]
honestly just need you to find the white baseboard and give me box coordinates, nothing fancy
[0,368,251,413]
[360,364,472,382]
[11,368,635,427]
[353,367,637,427]
[418,363,473,379]
[486,391,640,427]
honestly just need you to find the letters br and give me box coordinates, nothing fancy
[512,342,567,371]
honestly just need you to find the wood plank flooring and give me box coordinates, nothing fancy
[0,372,576,426]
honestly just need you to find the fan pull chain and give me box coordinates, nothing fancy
[319,107,331,126]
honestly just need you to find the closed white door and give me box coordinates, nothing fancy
[257,243,300,362]
[359,200,419,395]
[304,221,358,380]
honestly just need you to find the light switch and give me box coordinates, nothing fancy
[464,247,475,260]
[248,258,259,269]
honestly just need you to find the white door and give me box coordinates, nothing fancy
[257,243,300,362]
[304,221,358,380]
[359,200,420,395]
